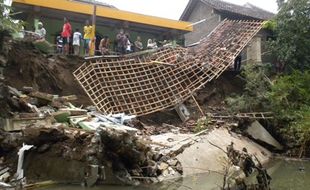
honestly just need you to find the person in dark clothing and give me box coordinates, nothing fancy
[234,54,242,71]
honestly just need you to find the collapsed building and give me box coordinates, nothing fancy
[74,19,263,116]
[0,12,281,188]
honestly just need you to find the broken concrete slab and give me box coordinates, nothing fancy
[3,117,52,132]
[247,120,283,150]
[152,128,271,177]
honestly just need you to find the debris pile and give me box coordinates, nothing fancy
[225,143,272,189]
[0,83,184,187]
[0,18,280,189]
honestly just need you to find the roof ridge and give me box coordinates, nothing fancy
[200,0,274,20]
[243,2,274,13]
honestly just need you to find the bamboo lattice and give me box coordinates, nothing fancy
[74,20,263,116]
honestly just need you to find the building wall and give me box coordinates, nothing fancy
[184,1,221,46]
[183,3,274,65]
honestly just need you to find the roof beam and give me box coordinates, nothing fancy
[13,0,193,32]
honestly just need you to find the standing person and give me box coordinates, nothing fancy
[134,36,143,52]
[35,21,46,40]
[56,35,63,54]
[116,29,127,54]
[147,39,157,49]
[234,54,242,71]
[73,29,82,55]
[125,34,132,54]
[152,38,158,48]
[83,20,93,56]
[61,17,72,55]
[147,39,153,49]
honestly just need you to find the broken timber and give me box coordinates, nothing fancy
[207,112,274,120]
[74,20,263,116]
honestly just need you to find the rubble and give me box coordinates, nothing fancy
[0,83,186,187]
[0,18,284,189]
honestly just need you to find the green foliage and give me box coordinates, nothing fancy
[33,40,54,54]
[268,71,310,144]
[268,71,310,120]
[0,1,23,33]
[226,64,272,113]
[262,20,277,31]
[269,0,310,71]
[194,116,209,133]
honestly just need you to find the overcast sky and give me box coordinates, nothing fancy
[99,0,278,20]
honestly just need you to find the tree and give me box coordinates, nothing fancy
[0,0,22,51]
[0,0,21,32]
[268,71,310,154]
[269,0,310,71]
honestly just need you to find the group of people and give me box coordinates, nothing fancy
[38,18,93,56]
[57,18,94,56]
[114,29,146,54]
[35,18,172,56]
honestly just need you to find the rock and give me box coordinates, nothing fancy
[167,167,175,175]
[158,162,169,171]
[37,144,50,153]
[152,153,161,161]
[21,86,34,94]
[167,159,178,166]
[0,172,10,182]
[175,163,183,174]
[0,55,7,66]
[162,169,169,177]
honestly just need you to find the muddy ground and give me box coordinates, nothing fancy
[3,41,91,105]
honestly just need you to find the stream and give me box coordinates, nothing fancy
[44,159,310,190]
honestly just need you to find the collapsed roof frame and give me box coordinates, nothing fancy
[74,20,263,116]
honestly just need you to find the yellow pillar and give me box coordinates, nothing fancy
[89,25,95,56]
[89,3,96,56]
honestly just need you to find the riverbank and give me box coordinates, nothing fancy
[35,159,310,190]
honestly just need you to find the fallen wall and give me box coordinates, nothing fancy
[74,20,263,116]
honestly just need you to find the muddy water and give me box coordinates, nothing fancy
[44,160,310,190]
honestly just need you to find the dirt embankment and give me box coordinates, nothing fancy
[3,41,91,106]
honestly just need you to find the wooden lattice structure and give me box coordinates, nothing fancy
[74,20,263,116]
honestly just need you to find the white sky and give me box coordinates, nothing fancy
[100,0,278,20]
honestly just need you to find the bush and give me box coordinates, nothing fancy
[268,71,310,147]
[226,63,272,113]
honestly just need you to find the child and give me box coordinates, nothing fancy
[73,29,82,55]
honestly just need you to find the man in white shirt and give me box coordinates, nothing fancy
[73,28,82,55]
[35,22,46,40]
